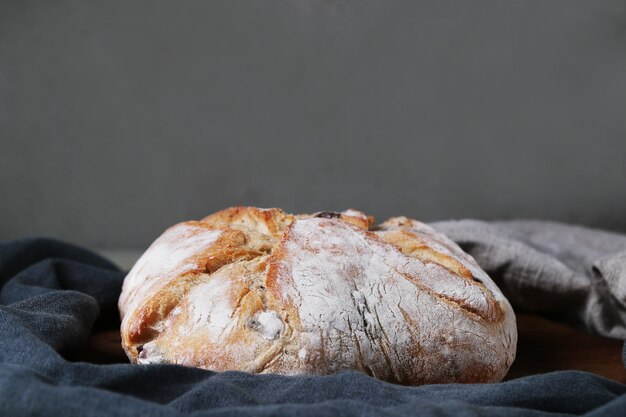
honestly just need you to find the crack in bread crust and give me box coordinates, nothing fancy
[119,207,517,385]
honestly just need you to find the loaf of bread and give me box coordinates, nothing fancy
[119,207,516,384]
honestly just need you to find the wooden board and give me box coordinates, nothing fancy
[504,313,625,382]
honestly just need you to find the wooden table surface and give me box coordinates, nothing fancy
[504,313,625,382]
[81,313,626,384]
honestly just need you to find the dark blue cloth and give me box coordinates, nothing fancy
[1,238,625,416]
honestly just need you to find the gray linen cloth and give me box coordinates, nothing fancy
[432,220,626,340]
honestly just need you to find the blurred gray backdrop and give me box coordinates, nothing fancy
[1,1,626,256]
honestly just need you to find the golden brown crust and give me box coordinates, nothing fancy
[119,207,517,384]
[201,206,294,238]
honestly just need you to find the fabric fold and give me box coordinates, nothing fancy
[432,220,626,340]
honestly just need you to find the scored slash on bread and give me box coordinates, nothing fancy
[119,207,516,385]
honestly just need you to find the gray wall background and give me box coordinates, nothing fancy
[1,0,625,252]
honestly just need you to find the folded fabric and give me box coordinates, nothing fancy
[432,220,626,339]
[1,220,625,416]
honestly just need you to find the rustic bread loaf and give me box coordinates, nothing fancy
[119,207,517,384]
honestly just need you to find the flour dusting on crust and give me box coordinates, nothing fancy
[119,223,222,317]
[269,218,515,382]
[119,207,517,385]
